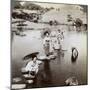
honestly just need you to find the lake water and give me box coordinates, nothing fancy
[11,25,87,88]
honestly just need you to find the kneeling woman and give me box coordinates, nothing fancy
[21,52,42,85]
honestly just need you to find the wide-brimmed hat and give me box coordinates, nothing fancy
[23,52,39,60]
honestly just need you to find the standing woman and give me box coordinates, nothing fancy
[43,31,51,56]
[57,29,64,50]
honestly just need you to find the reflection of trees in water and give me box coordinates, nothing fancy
[41,60,52,86]
[11,31,16,42]
[55,49,65,63]
[11,26,26,42]
[17,26,23,32]
[57,50,61,60]
[11,32,14,42]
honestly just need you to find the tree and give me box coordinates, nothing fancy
[75,18,83,27]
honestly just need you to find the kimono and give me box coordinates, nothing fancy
[51,36,60,50]
[43,36,51,56]
[25,60,42,75]
[57,32,64,49]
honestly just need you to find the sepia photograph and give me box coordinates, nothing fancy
[11,0,88,89]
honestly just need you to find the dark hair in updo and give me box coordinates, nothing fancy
[44,31,50,36]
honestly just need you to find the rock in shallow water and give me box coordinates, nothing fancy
[12,77,22,83]
[12,84,26,89]
[26,80,34,84]
[65,76,78,86]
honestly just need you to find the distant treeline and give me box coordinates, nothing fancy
[79,5,88,13]
[13,2,43,10]
[12,1,55,13]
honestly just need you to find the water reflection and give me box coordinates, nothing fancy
[12,25,87,87]
[42,60,52,83]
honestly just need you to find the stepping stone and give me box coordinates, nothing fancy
[23,74,35,79]
[26,80,34,84]
[12,77,22,83]
[38,55,56,61]
[65,76,78,86]
[12,84,26,89]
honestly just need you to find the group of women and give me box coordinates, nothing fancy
[43,29,64,56]
[20,29,64,87]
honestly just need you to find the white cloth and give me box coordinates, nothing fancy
[51,36,60,50]
[25,60,42,74]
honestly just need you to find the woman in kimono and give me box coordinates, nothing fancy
[50,31,59,50]
[22,52,42,77]
[43,31,51,56]
[57,29,64,50]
